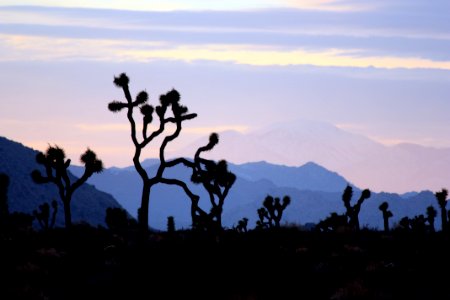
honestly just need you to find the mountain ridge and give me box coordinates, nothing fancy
[69,157,441,231]
[168,119,450,193]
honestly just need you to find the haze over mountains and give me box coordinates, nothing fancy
[70,158,438,231]
[171,119,450,193]
[1,119,447,231]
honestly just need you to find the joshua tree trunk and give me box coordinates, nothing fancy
[383,214,389,232]
[63,199,72,228]
[139,182,151,230]
[440,207,447,232]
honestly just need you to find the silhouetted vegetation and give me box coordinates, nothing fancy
[256,195,291,229]
[316,212,348,232]
[235,217,248,233]
[342,185,371,231]
[190,133,236,232]
[426,206,437,232]
[167,216,175,233]
[105,207,132,232]
[31,146,103,228]
[109,73,203,231]
[379,201,393,232]
[33,200,57,230]
[435,188,448,232]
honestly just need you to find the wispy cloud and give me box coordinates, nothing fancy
[2,34,450,71]
[281,0,375,12]
[0,0,278,11]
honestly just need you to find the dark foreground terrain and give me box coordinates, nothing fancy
[1,226,450,300]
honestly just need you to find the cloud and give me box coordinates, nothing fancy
[0,0,278,11]
[281,0,374,12]
[3,33,450,71]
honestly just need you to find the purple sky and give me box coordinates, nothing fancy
[1,1,450,175]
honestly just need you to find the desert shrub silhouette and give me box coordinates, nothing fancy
[33,200,57,230]
[426,206,437,232]
[316,212,348,232]
[378,201,393,232]
[341,185,371,231]
[105,207,131,232]
[235,217,248,233]
[435,188,448,231]
[255,195,291,229]
[190,133,236,231]
[31,146,103,228]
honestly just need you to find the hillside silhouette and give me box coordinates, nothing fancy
[0,136,122,226]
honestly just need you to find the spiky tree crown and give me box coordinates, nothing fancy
[436,189,448,207]
[263,196,274,209]
[80,148,104,173]
[361,189,371,199]
[46,146,66,163]
[342,185,353,205]
[135,91,148,105]
[113,73,129,88]
[379,202,389,212]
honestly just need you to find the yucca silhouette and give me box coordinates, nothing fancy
[342,185,371,231]
[33,200,57,230]
[31,146,103,228]
[190,133,236,231]
[256,195,291,228]
[435,189,448,231]
[378,201,393,232]
[426,206,437,232]
[236,217,248,233]
[109,73,201,230]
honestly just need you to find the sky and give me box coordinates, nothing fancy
[1,1,450,173]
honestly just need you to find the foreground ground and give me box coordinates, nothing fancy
[1,226,450,300]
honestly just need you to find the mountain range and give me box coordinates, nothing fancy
[169,119,450,193]
[1,134,444,231]
[0,136,123,227]
[70,158,439,231]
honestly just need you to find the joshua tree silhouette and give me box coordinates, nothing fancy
[109,73,201,230]
[378,202,393,232]
[190,133,236,231]
[33,200,58,230]
[109,73,231,231]
[31,146,103,228]
[341,185,371,231]
[256,195,291,228]
[167,216,175,233]
[435,189,448,232]
[0,173,9,222]
[236,217,248,233]
[426,206,437,232]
